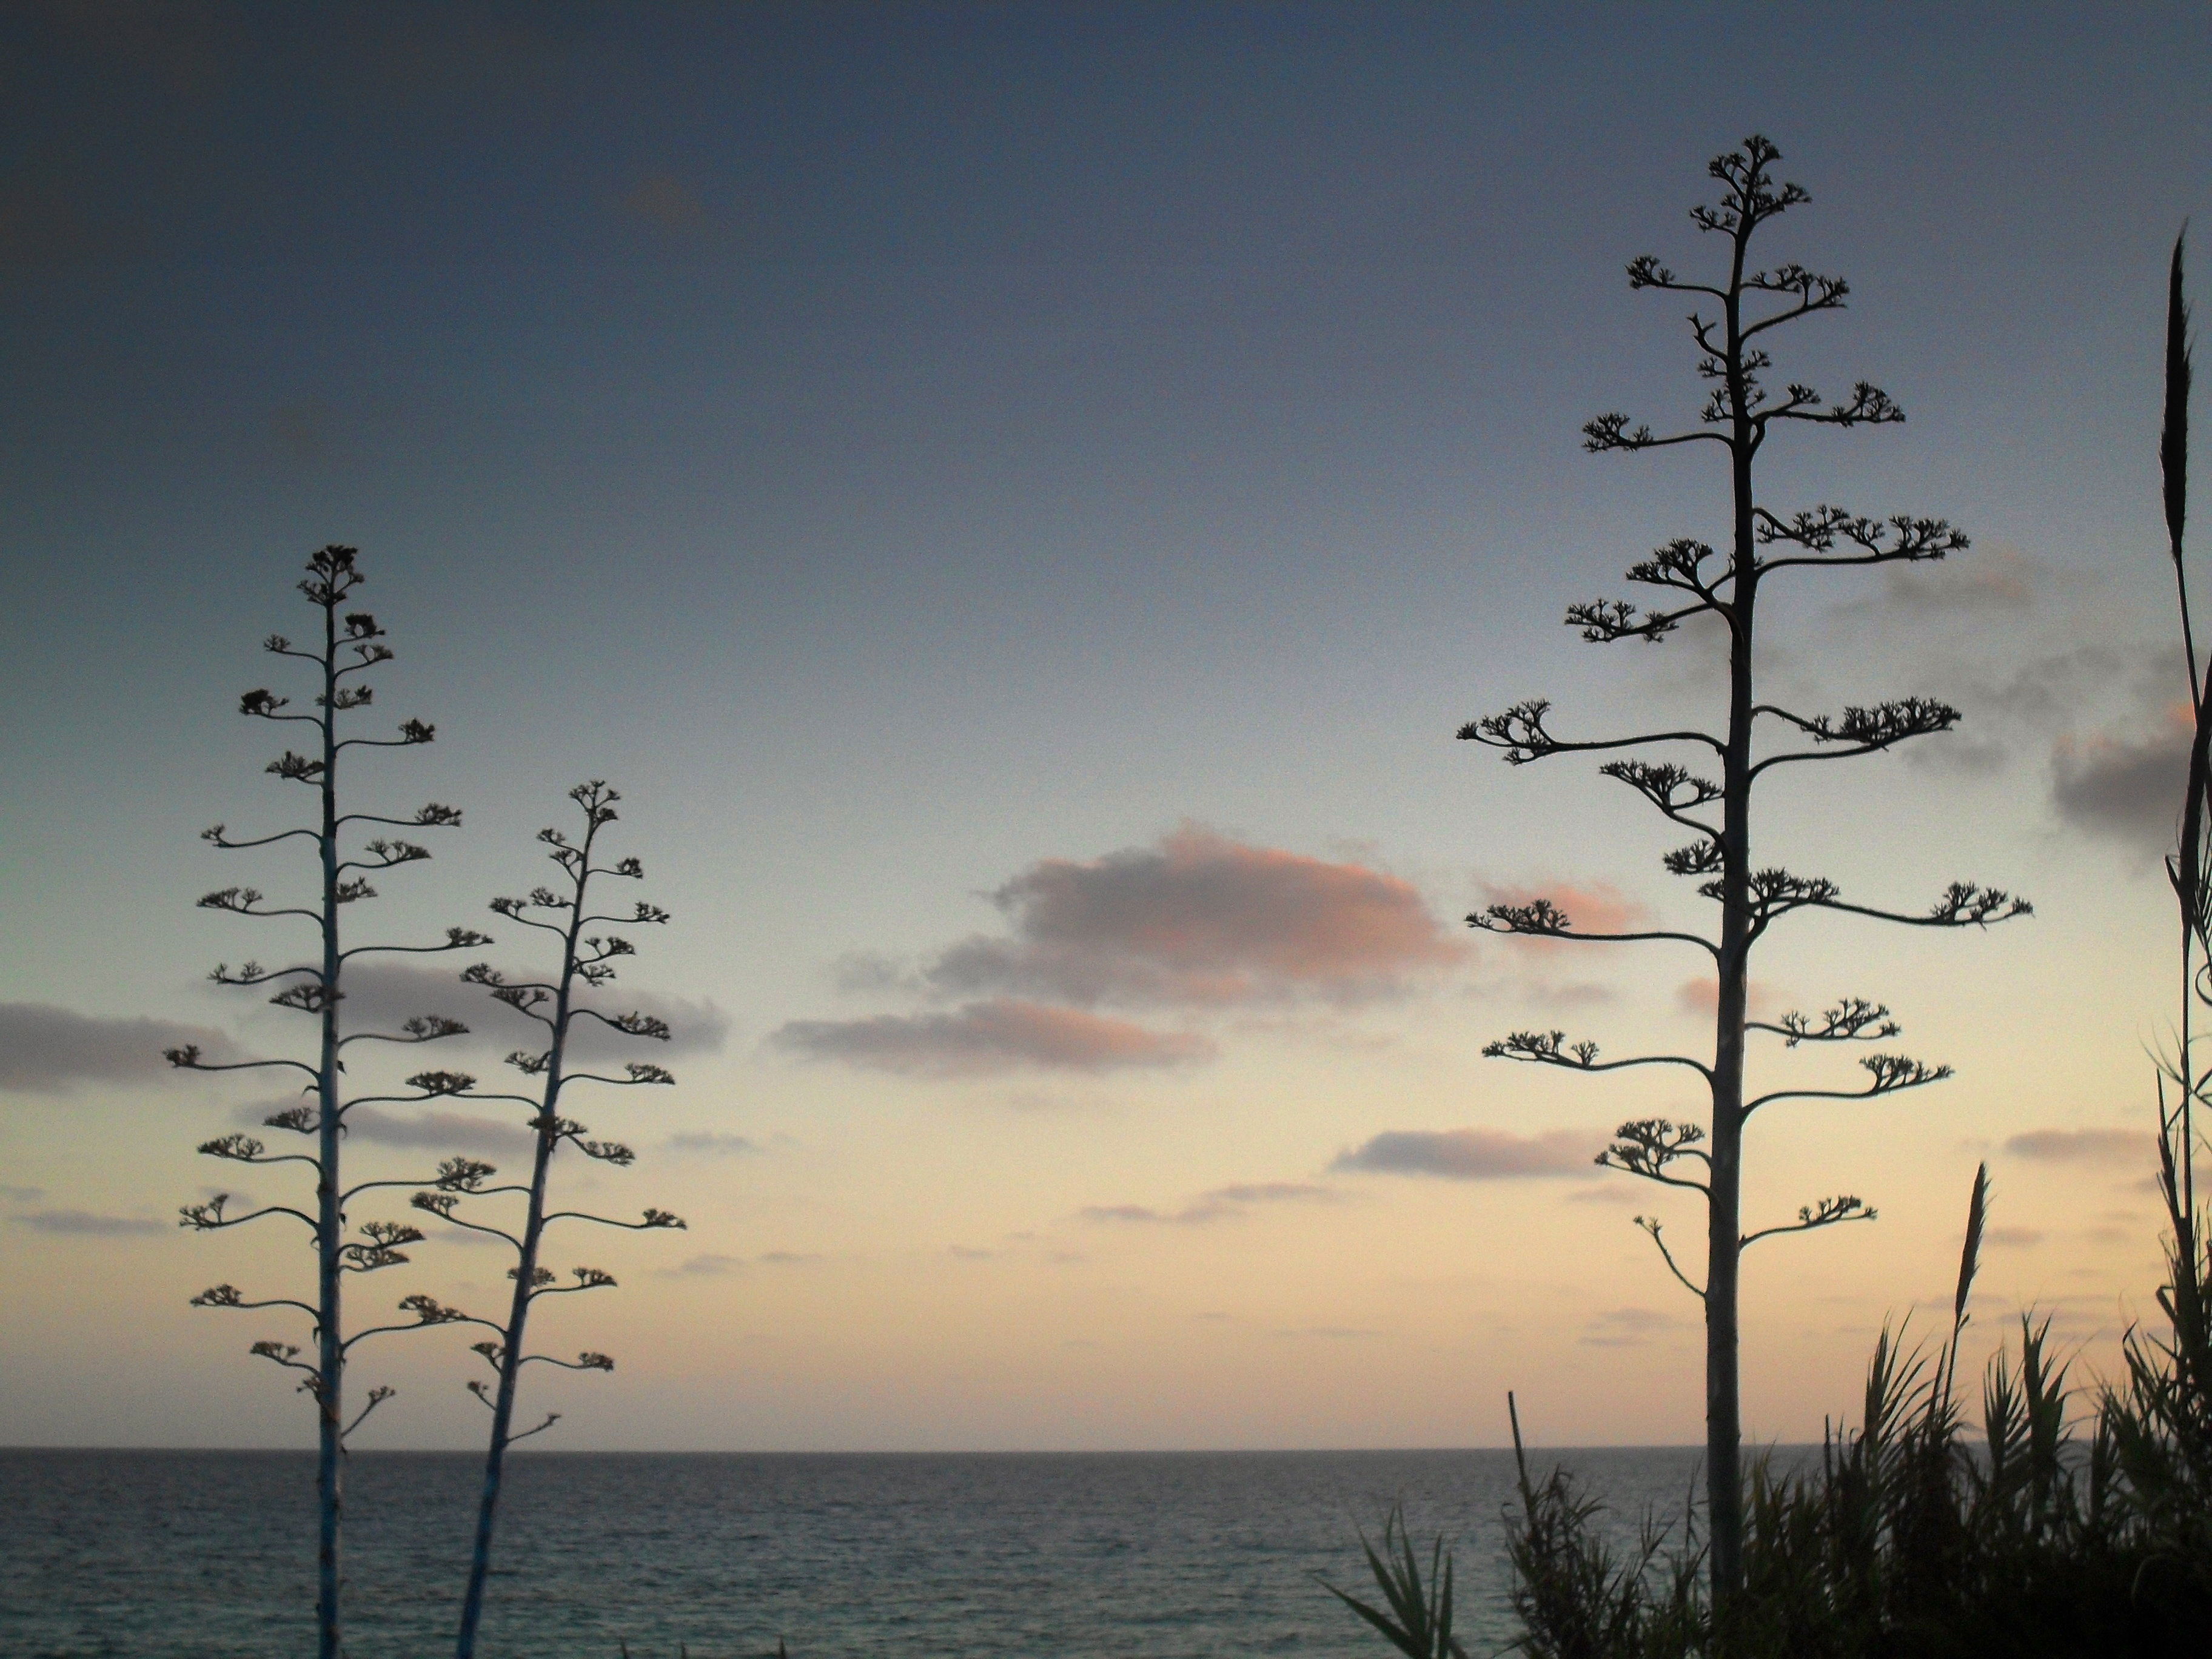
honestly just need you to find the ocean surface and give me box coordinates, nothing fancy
[0,1447,1713,1658]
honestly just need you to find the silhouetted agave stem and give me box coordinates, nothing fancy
[1458,135,2028,1607]
[421,782,686,1659]
[167,546,490,1659]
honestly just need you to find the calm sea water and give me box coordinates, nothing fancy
[0,1447,1709,1658]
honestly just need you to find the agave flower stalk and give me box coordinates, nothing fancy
[167,545,490,1659]
[1461,138,2028,1604]
[423,782,686,1659]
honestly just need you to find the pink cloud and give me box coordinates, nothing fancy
[929,825,1463,1007]
[1329,1127,1604,1179]
[1078,1181,1337,1225]
[771,998,1213,1076]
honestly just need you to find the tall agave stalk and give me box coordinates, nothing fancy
[167,546,489,1659]
[417,782,686,1659]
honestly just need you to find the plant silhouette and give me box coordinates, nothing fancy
[168,546,490,1659]
[415,782,687,1659]
[1461,137,2028,1607]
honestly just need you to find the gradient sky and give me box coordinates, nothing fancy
[4,1,2211,1452]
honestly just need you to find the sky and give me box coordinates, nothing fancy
[3,1,2210,1452]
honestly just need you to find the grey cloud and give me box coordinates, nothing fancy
[2050,707,2191,851]
[759,1250,822,1265]
[343,1106,533,1156]
[14,1208,167,1236]
[949,1245,998,1260]
[1205,1182,1336,1205]
[831,951,916,993]
[2004,1128,2149,1166]
[662,1253,743,1278]
[1330,1127,1603,1180]
[1984,1226,2045,1248]
[772,998,1213,1076]
[665,1131,759,1158]
[0,1003,241,1093]
[1952,643,2152,729]
[1563,1184,1642,1205]
[924,825,1463,1009]
[1879,545,2034,616]
[1900,734,2009,777]
[1079,1181,1337,1226]
[0,1185,47,1204]
[1582,1306,1682,1348]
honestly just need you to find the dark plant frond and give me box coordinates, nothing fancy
[1740,1193,1874,1248]
[1566,597,1691,643]
[1600,1118,1712,1195]
[395,1293,471,1326]
[1318,1505,1469,1659]
[404,1069,477,1097]
[1663,838,1724,876]
[1754,997,1899,1047]
[1634,1214,1708,1300]
[1473,896,1573,936]
[435,1158,498,1192]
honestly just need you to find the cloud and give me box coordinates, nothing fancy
[1582,1306,1681,1347]
[949,1245,999,1260]
[665,1131,758,1158]
[1079,1181,1338,1226]
[759,1250,822,1265]
[1564,1184,1643,1205]
[1330,1127,1603,1180]
[0,1003,241,1093]
[1880,545,2034,615]
[1206,1182,1336,1205]
[1983,1226,2045,1249]
[773,998,1213,1076]
[926,825,1463,1008]
[2050,704,2191,850]
[2003,1128,2149,1166]
[662,1253,743,1278]
[342,1106,533,1156]
[13,1208,166,1236]
[0,1185,47,1204]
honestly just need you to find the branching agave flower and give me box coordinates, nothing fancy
[169,546,489,1659]
[417,782,688,1659]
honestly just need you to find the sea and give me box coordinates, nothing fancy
[0,1447,1711,1658]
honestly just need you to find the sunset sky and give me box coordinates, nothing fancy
[4,2,2210,1452]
